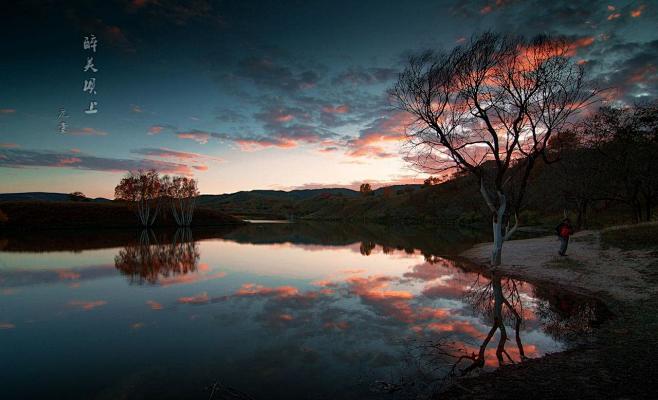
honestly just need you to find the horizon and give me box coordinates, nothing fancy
[0,180,423,199]
[1,1,656,197]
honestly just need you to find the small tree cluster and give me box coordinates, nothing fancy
[162,176,200,227]
[423,176,443,187]
[114,169,200,227]
[359,183,373,196]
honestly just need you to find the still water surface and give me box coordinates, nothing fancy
[0,223,605,399]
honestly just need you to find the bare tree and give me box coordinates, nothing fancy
[114,169,164,227]
[163,176,200,227]
[391,32,598,266]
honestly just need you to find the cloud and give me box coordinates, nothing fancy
[631,5,645,18]
[0,143,19,149]
[322,104,350,114]
[176,129,212,144]
[333,66,398,86]
[345,111,413,158]
[0,322,15,329]
[0,108,16,114]
[0,148,196,175]
[236,57,320,92]
[67,127,108,136]
[290,175,422,191]
[131,147,224,163]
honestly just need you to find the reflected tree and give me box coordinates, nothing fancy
[359,241,376,255]
[457,274,527,374]
[114,229,200,284]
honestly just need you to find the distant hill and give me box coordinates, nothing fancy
[0,192,111,203]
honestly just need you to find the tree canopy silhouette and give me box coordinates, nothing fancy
[391,32,599,266]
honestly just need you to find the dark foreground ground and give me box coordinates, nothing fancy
[442,224,658,399]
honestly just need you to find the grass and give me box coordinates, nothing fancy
[600,222,658,251]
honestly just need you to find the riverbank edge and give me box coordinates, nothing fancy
[438,225,658,399]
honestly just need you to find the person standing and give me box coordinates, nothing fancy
[556,218,574,256]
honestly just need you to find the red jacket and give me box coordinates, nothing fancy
[557,223,574,238]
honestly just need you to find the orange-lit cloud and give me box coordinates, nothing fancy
[0,322,16,329]
[631,5,645,17]
[0,109,16,114]
[346,112,413,158]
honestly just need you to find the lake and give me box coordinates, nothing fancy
[0,223,606,399]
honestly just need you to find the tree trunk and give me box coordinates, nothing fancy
[490,193,507,267]
[492,218,504,266]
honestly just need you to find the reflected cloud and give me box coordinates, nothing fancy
[68,300,107,310]
[146,300,163,310]
[177,292,210,304]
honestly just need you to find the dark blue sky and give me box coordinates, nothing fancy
[1,0,656,196]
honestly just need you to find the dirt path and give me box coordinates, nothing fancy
[460,229,657,302]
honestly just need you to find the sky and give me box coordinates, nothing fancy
[0,0,656,198]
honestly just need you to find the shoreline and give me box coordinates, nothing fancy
[439,223,658,399]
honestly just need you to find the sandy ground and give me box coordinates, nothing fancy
[460,229,657,302]
[441,226,658,399]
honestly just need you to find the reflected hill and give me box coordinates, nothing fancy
[0,221,486,257]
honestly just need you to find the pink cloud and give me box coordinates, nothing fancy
[322,104,350,114]
[0,109,16,114]
[68,127,108,136]
[177,130,211,144]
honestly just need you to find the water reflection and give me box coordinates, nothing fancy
[114,229,200,285]
[456,274,528,374]
[0,224,607,399]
